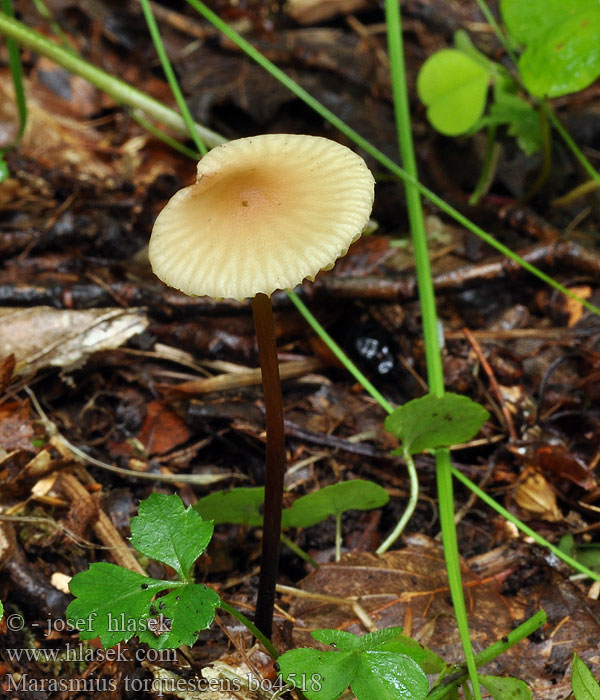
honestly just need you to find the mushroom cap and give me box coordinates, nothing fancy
[149,134,375,301]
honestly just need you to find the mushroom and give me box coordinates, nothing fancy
[149,133,374,637]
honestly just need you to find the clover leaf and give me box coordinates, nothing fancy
[67,493,220,649]
[417,49,491,135]
[501,0,600,97]
[277,627,429,700]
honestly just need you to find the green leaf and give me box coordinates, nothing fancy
[0,152,9,183]
[68,494,220,649]
[278,629,429,700]
[417,49,491,135]
[131,492,213,580]
[193,486,265,526]
[312,628,364,651]
[558,533,576,558]
[351,652,429,700]
[0,600,3,620]
[572,653,600,700]
[384,393,489,455]
[278,648,356,700]
[479,675,532,700]
[283,480,389,529]
[373,635,446,674]
[479,92,542,155]
[312,627,444,674]
[137,584,220,649]
[67,563,167,647]
[558,537,600,573]
[501,0,600,97]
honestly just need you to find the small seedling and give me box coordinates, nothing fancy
[67,493,220,649]
[194,479,390,562]
[572,653,600,700]
[276,627,435,700]
[416,0,600,202]
[378,393,489,552]
[283,480,389,561]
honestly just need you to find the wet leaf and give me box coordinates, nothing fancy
[278,630,428,700]
[479,674,532,699]
[131,493,213,580]
[572,653,600,700]
[283,480,389,529]
[514,472,561,522]
[194,486,265,527]
[0,307,147,376]
[501,0,600,97]
[384,393,489,455]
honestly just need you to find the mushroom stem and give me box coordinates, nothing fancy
[251,292,285,638]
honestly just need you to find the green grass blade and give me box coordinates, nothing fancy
[385,0,480,695]
[543,101,600,188]
[286,291,393,413]
[451,467,600,582]
[1,0,27,141]
[0,12,224,147]
[139,0,207,156]
[427,610,546,700]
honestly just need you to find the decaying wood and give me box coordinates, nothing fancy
[164,357,325,398]
[59,471,145,575]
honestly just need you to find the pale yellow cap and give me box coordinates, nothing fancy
[149,134,375,301]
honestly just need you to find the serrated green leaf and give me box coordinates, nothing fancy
[283,480,389,529]
[193,487,265,526]
[501,0,600,97]
[480,92,542,155]
[67,563,166,647]
[278,648,356,700]
[351,652,429,700]
[131,492,213,580]
[479,674,532,699]
[572,653,600,700]
[417,49,491,135]
[0,600,4,620]
[137,584,220,649]
[385,393,489,455]
[312,628,364,651]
